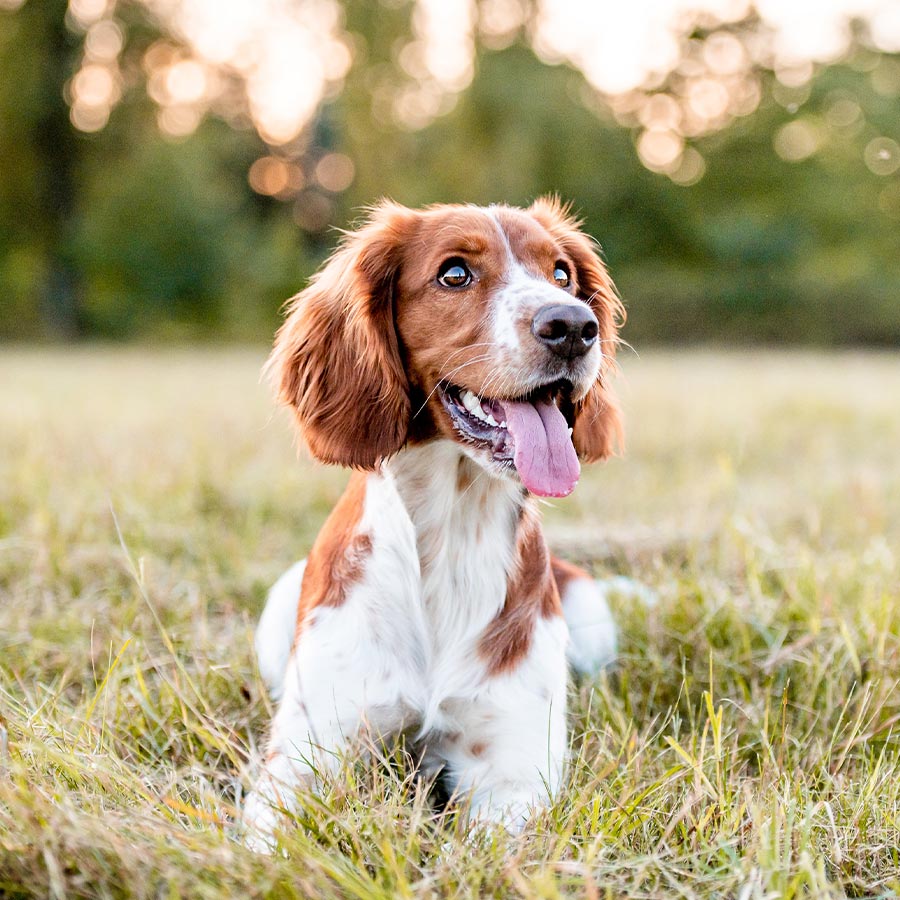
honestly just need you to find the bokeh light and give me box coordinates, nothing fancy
[68,0,352,145]
[773,119,825,161]
[314,154,355,193]
[68,0,108,28]
[84,18,123,59]
[638,129,685,172]
[825,96,863,128]
[864,136,900,175]
[57,0,900,189]
[670,146,707,184]
[248,157,305,197]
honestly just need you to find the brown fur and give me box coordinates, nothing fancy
[297,472,371,634]
[550,555,592,596]
[265,204,417,469]
[479,510,563,675]
[268,198,623,468]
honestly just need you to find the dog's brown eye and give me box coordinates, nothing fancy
[553,263,571,288]
[437,258,472,288]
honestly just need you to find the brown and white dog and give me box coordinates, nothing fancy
[243,198,625,851]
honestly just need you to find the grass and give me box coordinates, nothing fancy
[2,346,900,898]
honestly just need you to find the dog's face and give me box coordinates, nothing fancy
[267,198,622,497]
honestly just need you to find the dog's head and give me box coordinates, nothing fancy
[267,198,623,497]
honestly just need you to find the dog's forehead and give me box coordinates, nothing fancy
[487,206,560,262]
[403,205,559,265]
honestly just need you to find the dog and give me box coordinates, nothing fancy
[243,198,624,851]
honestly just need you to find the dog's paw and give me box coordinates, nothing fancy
[239,790,282,855]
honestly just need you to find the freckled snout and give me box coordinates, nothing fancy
[531,304,598,360]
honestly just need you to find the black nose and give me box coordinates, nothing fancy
[531,304,599,360]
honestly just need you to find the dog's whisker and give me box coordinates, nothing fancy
[435,342,498,377]
[412,353,497,419]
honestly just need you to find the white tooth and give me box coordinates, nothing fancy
[485,414,498,427]
[462,390,480,412]
[499,420,507,428]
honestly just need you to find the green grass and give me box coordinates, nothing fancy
[2,347,900,898]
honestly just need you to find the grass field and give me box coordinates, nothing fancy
[2,347,900,898]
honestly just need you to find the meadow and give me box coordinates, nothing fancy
[1,347,899,898]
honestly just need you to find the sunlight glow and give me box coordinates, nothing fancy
[84,19,123,61]
[393,0,476,128]
[314,153,355,193]
[248,156,305,197]
[59,0,900,188]
[537,0,900,94]
[68,0,352,143]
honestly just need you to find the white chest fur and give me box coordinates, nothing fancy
[247,442,573,849]
[383,443,524,726]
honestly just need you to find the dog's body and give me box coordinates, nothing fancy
[244,199,624,850]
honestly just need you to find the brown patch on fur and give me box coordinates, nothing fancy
[297,473,371,635]
[468,741,487,758]
[456,456,475,492]
[393,206,514,439]
[550,555,591,598]
[479,511,562,675]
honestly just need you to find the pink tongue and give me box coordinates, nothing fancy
[500,398,580,497]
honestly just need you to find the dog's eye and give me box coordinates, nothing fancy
[437,259,472,288]
[553,263,571,288]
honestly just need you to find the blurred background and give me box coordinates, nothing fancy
[1,0,898,346]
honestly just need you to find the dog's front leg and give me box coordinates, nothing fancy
[439,617,569,834]
[242,602,413,852]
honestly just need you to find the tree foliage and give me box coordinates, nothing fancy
[0,1,898,343]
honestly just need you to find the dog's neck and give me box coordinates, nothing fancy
[386,442,525,635]
[388,442,525,552]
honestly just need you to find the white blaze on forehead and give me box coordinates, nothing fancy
[483,205,587,353]
[485,206,550,351]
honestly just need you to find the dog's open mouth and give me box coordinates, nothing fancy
[438,379,580,498]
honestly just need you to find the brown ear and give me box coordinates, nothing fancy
[265,202,416,469]
[529,196,624,462]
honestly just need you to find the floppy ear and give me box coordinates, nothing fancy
[265,202,416,469]
[529,196,624,462]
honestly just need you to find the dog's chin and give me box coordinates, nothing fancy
[436,378,584,497]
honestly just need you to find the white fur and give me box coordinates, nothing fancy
[244,443,582,850]
[255,553,624,697]
[559,577,618,675]
[486,206,601,394]
[255,559,306,700]
[390,444,522,732]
